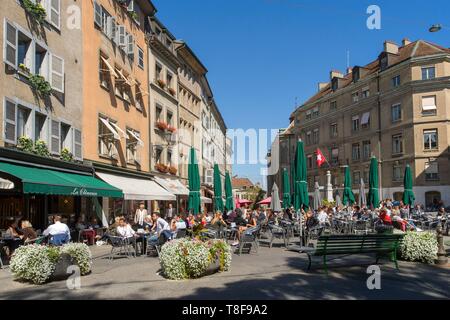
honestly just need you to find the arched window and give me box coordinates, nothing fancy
[425,191,441,209]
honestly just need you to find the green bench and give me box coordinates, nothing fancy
[299,234,404,274]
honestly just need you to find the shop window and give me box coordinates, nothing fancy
[425,191,441,208]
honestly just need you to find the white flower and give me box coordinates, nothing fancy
[400,232,438,264]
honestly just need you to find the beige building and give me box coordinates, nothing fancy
[147,16,180,177]
[174,40,205,184]
[288,39,450,207]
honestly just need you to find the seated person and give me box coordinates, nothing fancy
[149,212,172,245]
[210,211,227,230]
[4,218,24,257]
[305,210,319,230]
[143,215,153,230]
[317,206,330,226]
[232,211,257,246]
[75,217,87,231]
[170,215,187,238]
[43,215,71,245]
[226,210,237,222]
[88,217,100,229]
[352,206,363,220]
[116,218,136,239]
[20,220,37,243]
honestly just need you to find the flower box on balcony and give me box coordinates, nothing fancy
[155,163,170,173]
[167,126,177,133]
[156,121,168,131]
[169,166,178,175]
[157,79,166,89]
[168,87,176,96]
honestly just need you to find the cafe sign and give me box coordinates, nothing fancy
[71,188,98,197]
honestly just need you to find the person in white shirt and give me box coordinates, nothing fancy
[317,207,329,225]
[134,202,147,227]
[116,218,136,238]
[43,215,71,244]
[166,203,174,221]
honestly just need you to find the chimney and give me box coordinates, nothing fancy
[384,41,399,55]
[330,70,344,81]
[402,38,412,46]
[318,82,328,92]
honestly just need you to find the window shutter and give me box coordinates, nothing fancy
[73,128,82,160]
[127,0,134,12]
[4,98,17,144]
[3,20,17,68]
[49,0,61,29]
[127,34,134,59]
[106,16,116,39]
[50,53,64,93]
[118,26,126,47]
[94,1,102,27]
[51,120,60,154]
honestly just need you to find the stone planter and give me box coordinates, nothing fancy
[49,253,75,282]
[203,260,220,277]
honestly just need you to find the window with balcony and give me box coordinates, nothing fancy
[306,111,312,120]
[421,66,435,80]
[361,87,370,99]
[35,112,48,143]
[362,140,371,160]
[391,104,402,122]
[16,106,32,140]
[98,116,118,158]
[423,129,438,150]
[126,128,140,164]
[352,143,360,161]
[312,107,319,118]
[392,134,403,155]
[60,122,73,153]
[306,131,312,146]
[155,63,163,82]
[352,92,359,103]
[361,112,370,129]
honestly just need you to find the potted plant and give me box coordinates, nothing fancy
[157,79,166,89]
[34,139,50,157]
[169,166,178,175]
[128,11,138,21]
[61,148,74,162]
[156,121,168,131]
[18,63,31,75]
[17,136,34,153]
[168,87,176,96]
[29,74,52,98]
[22,0,47,24]
[167,126,177,133]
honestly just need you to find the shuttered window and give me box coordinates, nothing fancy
[51,119,61,154]
[4,98,17,144]
[50,54,64,93]
[3,20,17,68]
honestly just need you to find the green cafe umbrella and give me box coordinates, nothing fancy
[293,140,309,211]
[213,164,224,212]
[188,147,201,215]
[402,165,415,207]
[342,166,355,206]
[282,168,291,209]
[367,156,380,209]
[224,171,234,212]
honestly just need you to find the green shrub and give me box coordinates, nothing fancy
[399,232,438,264]
[60,148,74,162]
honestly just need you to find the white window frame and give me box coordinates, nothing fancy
[3,97,17,144]
[50,53,64,93]
[3,19,18,69]
[137,46,144,69]
[73,128,83,160]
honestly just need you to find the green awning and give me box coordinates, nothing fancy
[0,162,123,198]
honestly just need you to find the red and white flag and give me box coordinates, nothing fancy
[316,148,327,167]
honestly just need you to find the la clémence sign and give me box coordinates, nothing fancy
[71,188,98,197]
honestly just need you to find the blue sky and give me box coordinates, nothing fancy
[153,0,450,189]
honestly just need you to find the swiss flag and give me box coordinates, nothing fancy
[316,148,327,167]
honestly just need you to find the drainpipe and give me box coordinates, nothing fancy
[377,73,383,200]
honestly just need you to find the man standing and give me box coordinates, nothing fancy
[166,203,174,221]
[134,202,147,228]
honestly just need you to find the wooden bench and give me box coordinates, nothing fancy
[298,234,404,274]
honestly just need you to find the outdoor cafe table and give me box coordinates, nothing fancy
[136,231,153,255]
